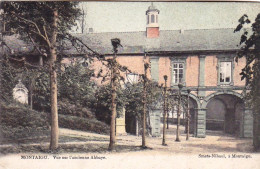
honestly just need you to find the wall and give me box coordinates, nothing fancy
[234,57,246,86]
[158,57,171,86]
[205,55,218,86]
[186,56,199,87]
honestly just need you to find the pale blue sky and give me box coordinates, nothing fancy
[79,2,260,33]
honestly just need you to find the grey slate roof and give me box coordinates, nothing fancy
[69,28,245,55]
[3,28,246,55]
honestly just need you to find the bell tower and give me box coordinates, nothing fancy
[146,3,160,38]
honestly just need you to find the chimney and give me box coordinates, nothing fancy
[146,3,160,38]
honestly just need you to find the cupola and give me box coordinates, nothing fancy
[146,3,160,38]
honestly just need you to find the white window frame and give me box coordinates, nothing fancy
[217,55,234,86]
[171,57,187,86]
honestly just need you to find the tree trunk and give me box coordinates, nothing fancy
[49,9,59,151]
[29,81,33,109]
[108,54,117,151]
[166,96,169,129]
[176,92,181,142]
[162,86,167,145]
[142,64,148,148]
[186,95,190,140]
[253,74,260,150]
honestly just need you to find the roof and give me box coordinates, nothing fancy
[3,28,247,56]
[68,28,246,55]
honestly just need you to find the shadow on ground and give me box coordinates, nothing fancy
[0,143,152,155]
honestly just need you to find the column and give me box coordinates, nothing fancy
[196,108,206,138]
[116,108,127,136]
[150,109,161,137]
[242,108,253,138]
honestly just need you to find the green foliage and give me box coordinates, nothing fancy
[234,13,260,107]
[0,102,49,142]
[91,84,125,124]
[124,81,162,121]
[1,61,22,102]
[59,114,110,134]
[235,14,260,82]
[2,2,81,53]
[235,13,260,150]
[59,62,95,108]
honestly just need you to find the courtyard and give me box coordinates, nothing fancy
[0,124,258,169]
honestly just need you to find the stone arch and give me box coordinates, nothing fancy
[202,91,245,135]
[180,92,200,109]
[201,91,243,109]
[177,92,200,134]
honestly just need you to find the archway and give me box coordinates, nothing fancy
[204,93,244,136]
[165,93,199,134]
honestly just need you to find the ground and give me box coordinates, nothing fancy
[0,124,259,169]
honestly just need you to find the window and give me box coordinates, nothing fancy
[219,61,231,83]
[151,14,155,23]
[126,73,139,84]
[217,54,235,86]
[172,63,184,84]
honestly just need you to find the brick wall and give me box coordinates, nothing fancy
[88,54,246,88]
[186,56,199,87]
[234,57,246,86]
[158,57,171,86]
[205,55,218,86]
[146,27,159,38]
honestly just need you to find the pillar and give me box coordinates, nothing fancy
[196,108,206,138]
[116,108,127,136]
[150,109,161,137]
[242,108,253,138]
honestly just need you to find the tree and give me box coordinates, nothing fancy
[162,75,168,146]
[2,2,84,150]
[108,38,122,151]
[234,13,260,150]
[142,62,149,148]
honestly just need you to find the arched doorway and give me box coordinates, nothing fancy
[205,94,244,136]
[166,94,199,134]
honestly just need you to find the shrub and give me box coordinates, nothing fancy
[58,114,110,134]
[0,102,49,142]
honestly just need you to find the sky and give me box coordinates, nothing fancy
[76,2,260,33]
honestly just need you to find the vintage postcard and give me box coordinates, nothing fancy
[0,1,260,169]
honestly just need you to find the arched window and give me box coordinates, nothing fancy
[151,14,155,23]
[147,15,149,24]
